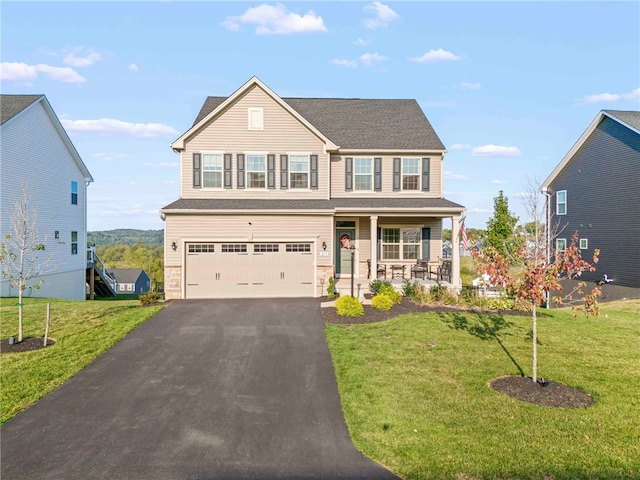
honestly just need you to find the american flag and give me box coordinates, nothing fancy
[460,219,469,251]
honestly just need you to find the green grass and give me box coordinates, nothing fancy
[1,297,163,423]
[326,300,640,480]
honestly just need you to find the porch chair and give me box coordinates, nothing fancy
[367,259,387,279]
[410,259,429,280]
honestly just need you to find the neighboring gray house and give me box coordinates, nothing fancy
[108,269,151,295]
[1,95,94,300]
[541,110,640,289]
[161,77,465,299]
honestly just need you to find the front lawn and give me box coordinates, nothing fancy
[326,300,640,480]
[0,297,163,423]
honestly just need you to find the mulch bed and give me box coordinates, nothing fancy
[0,337,56,354]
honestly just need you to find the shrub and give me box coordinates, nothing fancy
[430,283,458,304]
[402,279,420,299]
[334,296,364,317]
[139,291,162,305]
[377,284,402,305]
[371,294,394,311]
[480,297,515,311]
[369,279,392,295]
[327,277,336,299]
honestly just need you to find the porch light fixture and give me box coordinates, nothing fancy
[171,241,177,251]
[322,241,327,251]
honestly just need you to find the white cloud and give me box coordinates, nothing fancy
[459,81,481,90]
[408,48,461,63]
[331,52,388,68]
[129,63,139,72]
[444,171,470,181]
[1,62,85,84]
[61,118,179,137]
[63,47,101,67]
[222,4,327,35]
[472,144,522,157]
[449,143,471,150]
[578,87,639,103]
[142,161,180,168]
[490,179,508,185]
[363,1,399,29]
[353,37,372,46]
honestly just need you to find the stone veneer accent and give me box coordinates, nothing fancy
[316,265,334,297]
[164,265,182,300]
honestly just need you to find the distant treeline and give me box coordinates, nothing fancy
[88,229,163,247]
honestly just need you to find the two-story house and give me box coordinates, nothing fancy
[1,94,93,301]
[161,77,465,299]
[542,109,640,290]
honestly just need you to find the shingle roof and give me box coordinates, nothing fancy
[108,268,145,284]
[162,198,464,212]
[193,96,445,150]
[0,94,43,125]
[604,110,640,131]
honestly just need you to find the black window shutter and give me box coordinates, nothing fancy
[374,157,382,191]
[393,157,401,191]
[345,157,353,191]
[422,157,430,191]
[310,154,318,190]
[193,153,201,188]
[237,154,245,189]
[280,155,288,189]
[267,154,276,189]
[421,227,431,260]
[224,153,232,189]
[377,227,382,260]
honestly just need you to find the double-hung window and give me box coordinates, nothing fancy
[381,227,421,260]
[71,181,78,205]
[71,231,78,255]
[202,153,223,188]
[556,190,567,215]
[246,154,266,189]
[354,157,373,191]
[402,158,420,190]
[289,154,309,189]
[556,238,567,253]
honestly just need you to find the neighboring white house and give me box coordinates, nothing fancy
[1,94,93,301]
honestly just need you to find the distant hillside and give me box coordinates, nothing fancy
[88,229,163,247]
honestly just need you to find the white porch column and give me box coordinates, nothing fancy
[451,216,461,287]
[370,215,378,278]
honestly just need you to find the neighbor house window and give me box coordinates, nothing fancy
[71,181,78,205]
[402,158,420,191]
[354,157,373,190]
[71,231,78,255]
[556,238,567,253]
[381,227,421,260]
[556,190,567,215]
[579,238,588,250]
[289,154,309,189]
[248,108,264,130]
[246,154,266,188]
[202,153,223,188]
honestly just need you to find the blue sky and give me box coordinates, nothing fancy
[2,1,639,231]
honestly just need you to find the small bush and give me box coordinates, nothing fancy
[377,284,402,305]
[334,296,364,317]
[327,277,336,299]
[369,279,392,295]
[371,294,394,311]
[402,279,420,299]
[139,292,162,305]
[478,297,515,311]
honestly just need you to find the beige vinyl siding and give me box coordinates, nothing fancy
[182,85,328,200]
[165,213,334,267]
[330,154,443,198]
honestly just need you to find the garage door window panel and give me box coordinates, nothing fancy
[254,244,279,253]
[222,244,247,253]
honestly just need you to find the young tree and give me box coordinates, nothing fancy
[474,182,601,383]
[0,184,56,342]
[486,190,522,261]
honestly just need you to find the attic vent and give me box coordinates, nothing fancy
[248,107,264,130]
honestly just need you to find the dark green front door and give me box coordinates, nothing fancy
[335,228,355,276]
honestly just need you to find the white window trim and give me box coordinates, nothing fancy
[556,190,567,215]
[245,152,267,189]
[201,151,224,189]
[380,225,422,261]
[354,157,373,191]
[288,152,311,190]
[579,238,588,250]
[556,238,567,253]
[248,107,264,130]
[401,157,421,191]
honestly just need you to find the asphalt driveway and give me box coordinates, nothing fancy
[1,298,398,480]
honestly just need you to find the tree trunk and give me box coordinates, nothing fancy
[18,288,24,343]
[532,301,537,382]
[44,302,50,347]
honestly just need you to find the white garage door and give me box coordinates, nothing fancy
[185,242,314,299]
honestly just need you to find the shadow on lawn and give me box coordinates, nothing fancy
[442,312,526,377]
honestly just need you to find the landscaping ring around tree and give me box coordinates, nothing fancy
[490,375,594,408]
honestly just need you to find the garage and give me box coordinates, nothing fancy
[185,242,315,299]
